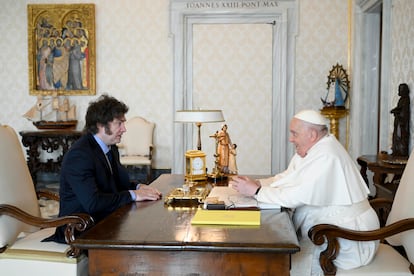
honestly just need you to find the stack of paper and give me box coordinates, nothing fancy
[206,186,281,210]
[191,209,260,226]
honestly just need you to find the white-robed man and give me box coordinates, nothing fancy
[230,109,379,275]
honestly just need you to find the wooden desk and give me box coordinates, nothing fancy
[19,130,82,185]
[73,174,300,275]
[357,154,407,199]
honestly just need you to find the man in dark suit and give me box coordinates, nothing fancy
[48,94,161,243]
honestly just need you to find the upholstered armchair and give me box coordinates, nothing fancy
[0,125,94,276]
[118,116,155,183]
[309,150,414,275]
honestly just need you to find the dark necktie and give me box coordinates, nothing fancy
[106,150,113,163]
[106,150,120,191]
[106,150,114,175]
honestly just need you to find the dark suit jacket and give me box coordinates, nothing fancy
[49,133,135,243]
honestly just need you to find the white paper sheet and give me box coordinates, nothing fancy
[206,186,281,210]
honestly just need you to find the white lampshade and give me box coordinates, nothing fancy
[175,109,224,150]
[175,110,224,123]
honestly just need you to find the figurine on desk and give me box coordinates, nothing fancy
[217,124,231,173]
[390,83,410,157]
[210,124,237,175]
[228,143,238,175]
[210,124,230,173]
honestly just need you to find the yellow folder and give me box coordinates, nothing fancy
[191,209,261,226]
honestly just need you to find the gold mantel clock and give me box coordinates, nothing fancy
[185,150,207,181]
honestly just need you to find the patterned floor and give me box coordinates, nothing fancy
[37,181,60,218]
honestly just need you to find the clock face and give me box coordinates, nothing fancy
[192,157,204,171]
[185,150,207,181]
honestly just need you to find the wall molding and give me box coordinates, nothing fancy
[169,0,298,174]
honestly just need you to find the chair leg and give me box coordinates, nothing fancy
[146,165,152,184]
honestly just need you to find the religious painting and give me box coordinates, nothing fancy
[27,4,96,96]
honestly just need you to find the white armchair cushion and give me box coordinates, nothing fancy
[0,125,40,248]
[336,243,412,275]
[4,228,76,260]
[0,228,88,276]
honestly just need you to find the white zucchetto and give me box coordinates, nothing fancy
[294,110,328,126]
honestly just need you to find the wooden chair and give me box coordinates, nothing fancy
[309,150,414,275]
[118,116,155,183]
[0,125,94,276]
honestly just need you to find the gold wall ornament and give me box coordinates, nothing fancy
[27,4,96,96]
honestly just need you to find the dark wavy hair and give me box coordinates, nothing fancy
[84,94,129,134]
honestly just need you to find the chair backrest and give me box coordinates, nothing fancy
[0,125,40,248]
[386,149,414,264]
[120,116,155,156]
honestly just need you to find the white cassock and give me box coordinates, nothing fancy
[256,134,380,275]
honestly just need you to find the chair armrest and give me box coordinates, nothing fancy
[308,218,414,275]
[0,204,94,258]
[37,189,60,201]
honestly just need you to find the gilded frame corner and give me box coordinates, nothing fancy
[27,4,96,96]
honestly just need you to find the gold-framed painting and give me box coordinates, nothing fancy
[27,4,96,96]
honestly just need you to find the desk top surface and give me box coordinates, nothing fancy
[73,174,299,253]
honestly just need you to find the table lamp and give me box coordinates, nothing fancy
[175,109,224,182]
[175,109,224,150]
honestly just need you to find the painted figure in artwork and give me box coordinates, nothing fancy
[67,39,85,90]
[37,39,54,90]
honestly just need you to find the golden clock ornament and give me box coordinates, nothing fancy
[185,150,207,181]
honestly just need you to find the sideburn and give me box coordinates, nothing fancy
[104,125,113,135]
